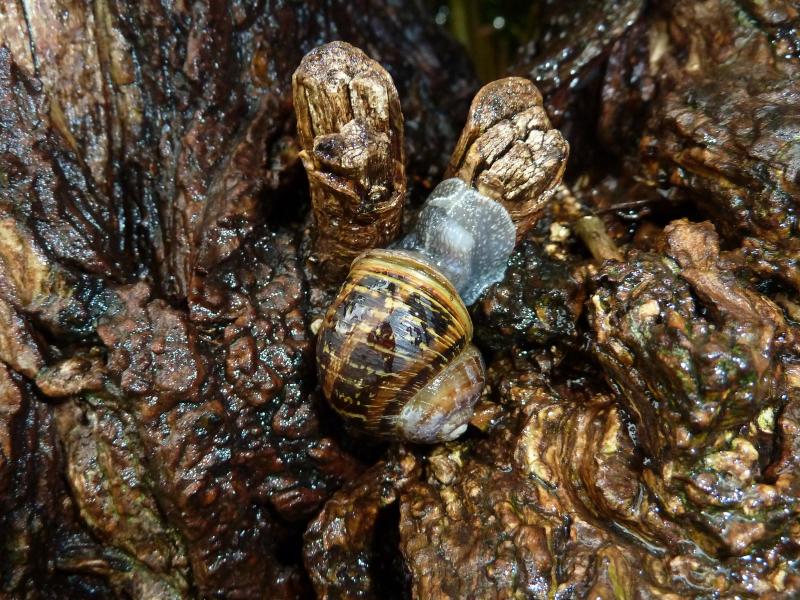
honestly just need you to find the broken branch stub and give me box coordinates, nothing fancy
[447,77,569,242]
[293,41,405,282]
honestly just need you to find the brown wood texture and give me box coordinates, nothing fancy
[447,77,569,242]
[293,41,406,282]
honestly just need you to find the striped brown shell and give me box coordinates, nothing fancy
[316,248,476,440]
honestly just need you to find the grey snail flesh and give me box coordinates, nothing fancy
[395,178,516,305]
[317,180,516,443]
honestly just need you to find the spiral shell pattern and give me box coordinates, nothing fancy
[316,248,473,438]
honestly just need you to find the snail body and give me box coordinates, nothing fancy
[316,179,515,443]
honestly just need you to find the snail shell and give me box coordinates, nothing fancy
[316,248,485,443]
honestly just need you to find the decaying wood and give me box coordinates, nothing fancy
[0,297,43,379]
[573,215,624,262]
[293,41,405,282]
[447,77,569,241]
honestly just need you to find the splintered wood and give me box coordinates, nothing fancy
[447,77,569,242]
[293,41,405,282]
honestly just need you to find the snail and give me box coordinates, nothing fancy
[295,44,568,442]
[316,179,516,442]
